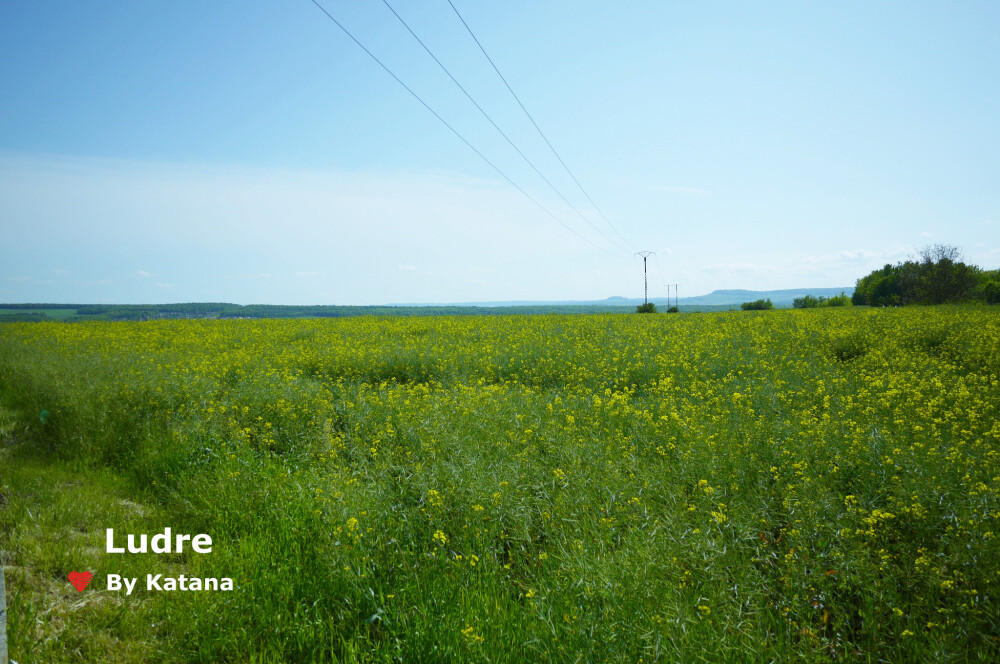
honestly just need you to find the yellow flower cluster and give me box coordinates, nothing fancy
[1,304,997,657]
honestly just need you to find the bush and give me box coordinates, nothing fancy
[824,292,851,307]
[635,302,657,313]
[741,299,773,311]
[667,306,679,314]
[793,295,821,309]
[984,280,1000,305]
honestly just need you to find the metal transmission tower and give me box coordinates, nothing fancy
[635,251,654,305]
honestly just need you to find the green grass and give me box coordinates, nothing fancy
[1,306,999,662]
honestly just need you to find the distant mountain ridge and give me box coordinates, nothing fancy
[398,287,854,308]
[2,288,856,322]
[678,287,854,306]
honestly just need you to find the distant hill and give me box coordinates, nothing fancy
[0,302,648,321]
[400,288,854,309]
[0,287,855,322]
[677,288,854,307]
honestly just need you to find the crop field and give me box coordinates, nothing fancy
[1,306,999,662]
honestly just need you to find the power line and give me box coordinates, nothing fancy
[447,0,637,252]
[652,251,670,298]
[307,0,613,254]
[380,0,630,254]
[650,253,680,309]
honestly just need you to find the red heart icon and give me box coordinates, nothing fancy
[68,571,93,592]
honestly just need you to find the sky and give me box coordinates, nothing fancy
[1,0,998,305]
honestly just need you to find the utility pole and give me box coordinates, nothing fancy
[635,251,654,305]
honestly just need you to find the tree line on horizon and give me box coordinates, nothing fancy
[4,244,997,322]
[0,302,677,323]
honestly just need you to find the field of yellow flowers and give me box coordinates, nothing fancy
[1,305,998,662]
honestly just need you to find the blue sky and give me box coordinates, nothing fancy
[2,0,997,305]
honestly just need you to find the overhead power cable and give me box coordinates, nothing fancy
[652,251,669,301]
[307,0,613,254]
[381,0,630,255]
[447,0,637,252]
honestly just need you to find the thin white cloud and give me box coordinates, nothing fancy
[294,271,324,277]
[657,185,711,196]
[700,262,778,273]
[920,231,933,238]
[802,246,916,268]
[154,282,175,289]
[802,249,878,265]
[53,268,68,275]
[0,152,638,303]
[5,276,31,282]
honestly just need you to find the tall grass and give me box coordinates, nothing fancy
[1,306,998,662]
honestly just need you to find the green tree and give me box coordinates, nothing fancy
[741,299,773,311]
[853,245,983,306]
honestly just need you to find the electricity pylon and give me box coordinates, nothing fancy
[635,251,654,305]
